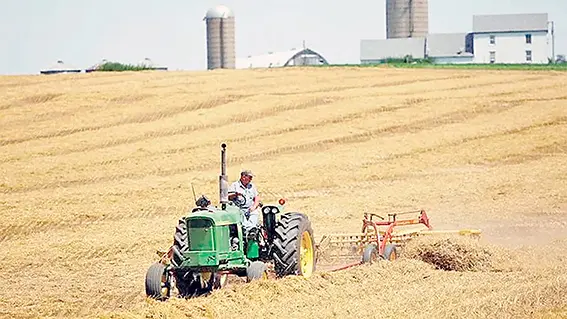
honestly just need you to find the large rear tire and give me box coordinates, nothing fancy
[273,212,316,278]
[171,218,188,268]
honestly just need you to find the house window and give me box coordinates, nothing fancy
[525,34,532,44]
[490,35,495,44]
[526,50,532,62]
[489,51,496,64]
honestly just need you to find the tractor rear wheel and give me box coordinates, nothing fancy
[171,218,189,268]
[145,262,171,301]
[273,212,316,278]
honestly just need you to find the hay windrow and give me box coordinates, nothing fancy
[401,235,494,271]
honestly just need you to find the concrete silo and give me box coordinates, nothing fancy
[386,0,429,38]
[204,5,236,70]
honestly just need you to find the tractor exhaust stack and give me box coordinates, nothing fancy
[219,143,229,207]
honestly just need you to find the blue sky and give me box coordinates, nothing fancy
[0,0,565,75]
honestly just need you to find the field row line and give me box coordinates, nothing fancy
[0,94,250,146]
[0,73,486,148]
[0,74,551,164]
[2,119,563,243]
[0,96,541,194]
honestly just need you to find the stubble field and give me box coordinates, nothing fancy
[0,66,566,319]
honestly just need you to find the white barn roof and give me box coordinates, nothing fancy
[236,48,329,69]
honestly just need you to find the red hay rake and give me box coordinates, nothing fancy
[315,210,481,271]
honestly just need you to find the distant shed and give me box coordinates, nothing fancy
[426,33,474,64]
[138,58,168,71]
[236,48,329,69]
[40,60,81,75]
[360,38,426,64]
[85,59,109,73]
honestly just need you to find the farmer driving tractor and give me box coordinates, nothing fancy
[228,169,261,232]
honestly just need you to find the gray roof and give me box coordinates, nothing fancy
[360,38,425,61]
[426,33,472,58]
[473,13,548,33]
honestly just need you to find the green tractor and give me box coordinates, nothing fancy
[145,143,317,300]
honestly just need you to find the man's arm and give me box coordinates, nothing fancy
[251,194,261,211]
[250,185,260,211]
[227,182,239,200]
[228,193,239,200]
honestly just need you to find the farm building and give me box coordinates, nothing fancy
[360,34,473,64]
[236,47,329,69]
[426,33,474,64]
[40,60,81,75]
[85,59,109,73]
[472,13,550,64]
[360,38,426,64]
[360,13,554,64]
[137,58,168,71]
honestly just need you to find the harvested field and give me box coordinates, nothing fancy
[0,67,566,319]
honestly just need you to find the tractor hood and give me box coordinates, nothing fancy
[176,205,245,269]
[186,205,242,225]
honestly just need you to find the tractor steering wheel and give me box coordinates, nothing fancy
[228,191,247,208]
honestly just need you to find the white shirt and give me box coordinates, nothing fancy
[228,180,258,210]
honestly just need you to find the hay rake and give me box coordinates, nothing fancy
[315,210,481,271]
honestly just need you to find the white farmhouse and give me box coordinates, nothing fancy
[472,13,551,64]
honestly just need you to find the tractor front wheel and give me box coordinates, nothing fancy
[273,212,316,278]
[145,262,171,301]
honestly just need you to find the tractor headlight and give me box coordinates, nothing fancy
[263,207,270,214]
[271,207,278,214]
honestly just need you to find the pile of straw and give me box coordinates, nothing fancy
[401,235,493,271]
